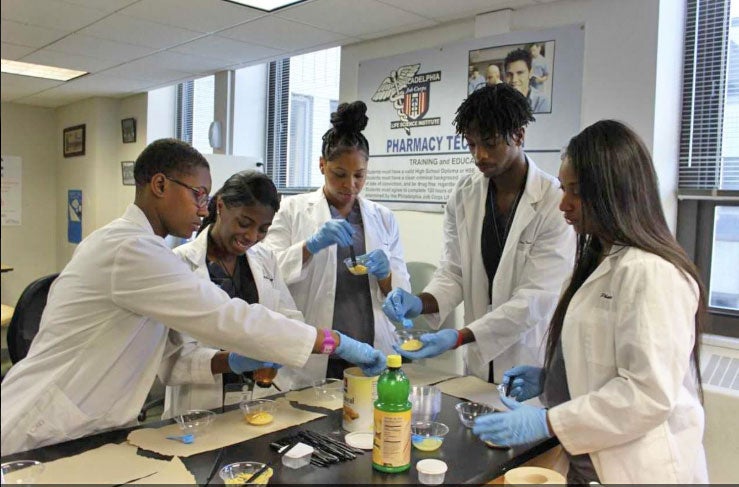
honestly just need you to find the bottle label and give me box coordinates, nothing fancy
[372,409,411,467]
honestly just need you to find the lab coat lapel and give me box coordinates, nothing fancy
[358,196,380,252]
[181,228,210,279]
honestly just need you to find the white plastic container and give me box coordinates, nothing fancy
[416,459,448,485]
[281,442,314,469]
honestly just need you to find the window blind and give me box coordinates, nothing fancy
[680,0,739,191]
[266,59,290,189]
[176,80,194,144]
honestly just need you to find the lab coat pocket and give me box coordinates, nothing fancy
[24,384,94,447]
[583,308,617,368]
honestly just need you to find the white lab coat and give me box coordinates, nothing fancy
[262,188,411,388]
[423,159,576,382]
[0,205,316,455]
[548,246,708,483]
[159,227,305,418]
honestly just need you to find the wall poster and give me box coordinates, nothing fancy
[358,24,584,212]
[1,155,22,226]
[68,189,82,244]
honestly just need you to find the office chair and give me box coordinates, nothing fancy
[6,273,59,364]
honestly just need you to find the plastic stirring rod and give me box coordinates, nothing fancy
[166,434,194,444]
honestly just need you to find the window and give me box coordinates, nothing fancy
[265,46,341,191]
[678,0,739,336]
[175,75,214,155]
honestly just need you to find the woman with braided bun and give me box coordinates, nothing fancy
[263,101,411,383]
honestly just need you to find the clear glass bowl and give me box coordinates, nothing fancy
[312,378,343,402]
[343,255,369,275]
[411,421,449,451]
[173,409,216,436]
[240,399,277,425]
[1,460,45,484]
[454,401,495,428]
[396,329,426,352]
[219,461,273,485]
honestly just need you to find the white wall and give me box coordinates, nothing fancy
[340,0,676,268]
[1,102,59,305]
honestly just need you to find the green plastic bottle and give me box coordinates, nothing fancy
[372,354,411,473]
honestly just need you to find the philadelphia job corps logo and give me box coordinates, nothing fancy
[371,63,441,135]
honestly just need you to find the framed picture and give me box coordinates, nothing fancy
[63,124,86,157]
[121,161,135,186]
[121,118,136,143]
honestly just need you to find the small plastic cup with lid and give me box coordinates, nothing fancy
[416,459,448,485]
[281,442,314,469]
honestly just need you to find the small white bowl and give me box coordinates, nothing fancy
[416,459,447,485]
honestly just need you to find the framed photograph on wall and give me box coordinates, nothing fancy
[63,124,86,157]
[121,161,135,186]
[121,117,136,143]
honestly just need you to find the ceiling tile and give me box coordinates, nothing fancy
[58,0,139,13]
[376,0,535,22]
[277,0,429,37]
[100,59,194,84]
[0,72,64,100]
[78,13,203,49]
[136,50,228,74]
[1,42,36,59]
[1,20,68,48]
[47,33,155,63]
[22,48,120,72]
[356,19,438,41]
[119,0,266,34]
[1,0,111,31]
[171,36,284,63]
[220,16,346,51]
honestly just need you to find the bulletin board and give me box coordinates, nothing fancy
[357,24,584,212]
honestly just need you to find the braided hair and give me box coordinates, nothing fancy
[198,170,279,235]
[321,101,370,161]
[452,83,534,143]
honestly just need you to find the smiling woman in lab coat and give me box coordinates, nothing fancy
[263,101,411,384]
[473,120,708,484]
[159,170,304,418]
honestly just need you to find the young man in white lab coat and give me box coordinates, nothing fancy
[384,84,575,383]
[0,139,385,455]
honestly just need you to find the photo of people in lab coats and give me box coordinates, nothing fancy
[472,120,708,484]
[263,101,411,386]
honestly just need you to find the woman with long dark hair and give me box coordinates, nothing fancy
[472,120,708,483]
[263,101,411,384]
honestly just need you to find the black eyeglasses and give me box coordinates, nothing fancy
[165,176,209,208]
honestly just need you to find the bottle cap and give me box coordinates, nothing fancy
[387,354,402,368]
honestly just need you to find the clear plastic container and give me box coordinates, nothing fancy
[1,460,45,484]
[173,409,216,436]
[218,462,273,485]
[240,399,277,425]
[312,378,343,402]
[281,442,314,469]
[416,459,447,485]
[409,385,442,422]
[411,421,449,451]
[396,329,426,352]
[454,401,494,428]
[343,255,369,275]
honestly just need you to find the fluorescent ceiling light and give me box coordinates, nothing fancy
[224,0,307,12]
[1,59,87,81]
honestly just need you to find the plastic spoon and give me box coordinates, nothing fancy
[166,434,194,444]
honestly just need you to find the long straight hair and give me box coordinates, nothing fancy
[545,120,706,397]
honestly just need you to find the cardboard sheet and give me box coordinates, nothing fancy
[127,397,325,457]
[26,443,163,485]
[285,387,343,411]
[435,375,542,411]
[129,456,196,485]
[402,363,459,386]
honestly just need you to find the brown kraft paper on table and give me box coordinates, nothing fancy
[126,397,325,457]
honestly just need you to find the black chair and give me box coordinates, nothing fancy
[6,273,59,364]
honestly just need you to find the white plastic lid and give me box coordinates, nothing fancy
[416,459,448,475]
[285,442,314,458]
[344,431,374,450]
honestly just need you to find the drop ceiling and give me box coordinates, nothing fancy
[1,0,555,108]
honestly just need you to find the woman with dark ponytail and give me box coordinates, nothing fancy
[471,120,708,483]
[160,170,305,416]
[264,101,411,383]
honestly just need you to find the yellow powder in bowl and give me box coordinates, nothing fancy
[412,437,443,451]
[400,339,423,351]
[245,411,274,425]
[224,467,273,485]
[349,264,368,275]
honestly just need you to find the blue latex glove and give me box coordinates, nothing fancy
[227,353,282,374]
[305,219,355,254]
[472,395,551,447]
[393,329,458,360]
[382,288,423,323]
[502,365,544,401]
[334,332,387,377]
[363,249,391,279]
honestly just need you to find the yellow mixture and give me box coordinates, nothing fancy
[412,437,443,451]
[224,467,273,485]
[245,411,274,425]
[348,264,368,275]
[400,339,423,351]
